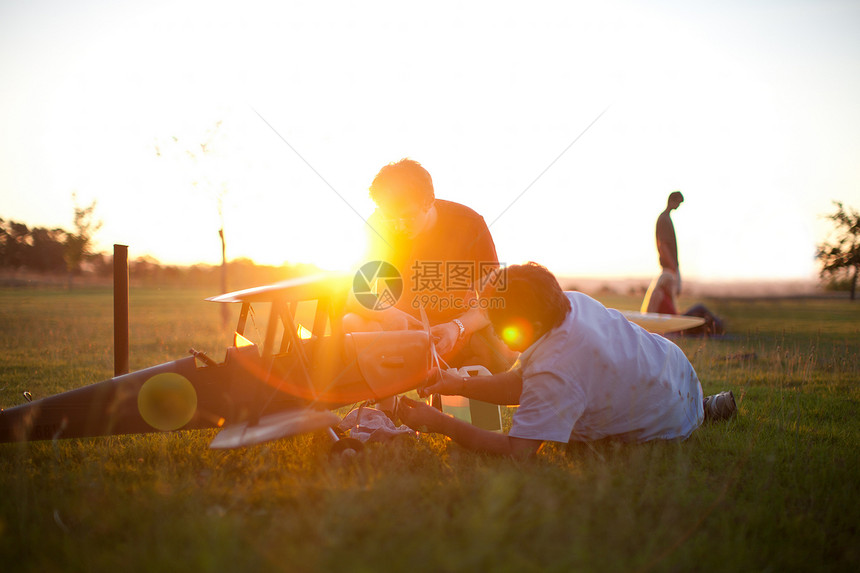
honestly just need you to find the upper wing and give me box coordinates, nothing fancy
[206,273,350,304]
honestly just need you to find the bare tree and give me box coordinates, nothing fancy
[156,121,230,325]
[816,201,860,300]
[64,193,102,288]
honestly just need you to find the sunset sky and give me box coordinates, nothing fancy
[2,0,858,282]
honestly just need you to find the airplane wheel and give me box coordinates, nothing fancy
[330,437,364,458]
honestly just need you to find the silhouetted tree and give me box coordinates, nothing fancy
[1,220,31,269]
[0,218,10,268]
[30,227,67,272]
[816,201,860,300]
[90,252,113,278]
[64,194,102,287]
[129,254,166,284]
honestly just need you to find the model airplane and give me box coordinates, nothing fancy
[0,275,707,451]
[0,274,431,451]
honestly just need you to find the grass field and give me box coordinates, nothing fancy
[1,287,858,572]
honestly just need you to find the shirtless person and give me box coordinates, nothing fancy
[645,191,724,335]
[656,190,684,297]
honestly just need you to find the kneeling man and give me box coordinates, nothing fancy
[399,262,707,457]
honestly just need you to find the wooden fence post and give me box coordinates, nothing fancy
[114,244,129,376]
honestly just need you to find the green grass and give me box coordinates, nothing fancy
[1,288,859,572]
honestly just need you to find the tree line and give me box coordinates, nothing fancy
[0,216,321,290]
[4,199,858,297]
[1,196,101,277]
[0,218,94,275]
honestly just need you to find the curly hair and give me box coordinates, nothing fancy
[369,158,435,206]
[486,262,571,336]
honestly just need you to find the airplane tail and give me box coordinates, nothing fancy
[0,356,227,443]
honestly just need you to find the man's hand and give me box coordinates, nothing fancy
[398,396,446,433]
[399,397,543,457]
[417,367,465,398]
[430,322,460,355]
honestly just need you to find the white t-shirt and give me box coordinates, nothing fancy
[509,291,704,443]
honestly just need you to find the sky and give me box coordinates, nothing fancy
[2,0,859,282]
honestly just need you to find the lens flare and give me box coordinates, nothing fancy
[501,326,522,346]
[137,372,197,431]
[500,318,533,350]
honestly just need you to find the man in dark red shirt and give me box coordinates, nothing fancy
[345,158,513,372]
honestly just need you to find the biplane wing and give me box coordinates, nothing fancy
[617,309,706,334]
[208,409,342,450]
[0,273,432,450]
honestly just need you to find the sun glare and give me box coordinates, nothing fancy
[225,221,367,273]
[232,188,370,273]
[501,326,522,346]
[501,319,533,351]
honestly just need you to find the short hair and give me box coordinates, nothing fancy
[369,158,435,206]
[486,262,571,333]
[668,191,684,204]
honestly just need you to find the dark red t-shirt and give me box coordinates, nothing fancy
[365,199,499,324]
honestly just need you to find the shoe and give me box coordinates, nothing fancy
[703,391,737,422]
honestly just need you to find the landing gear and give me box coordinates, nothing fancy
[326,427,364,458]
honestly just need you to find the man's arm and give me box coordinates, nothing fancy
[419,368,523,405]
[430,306,491,356]
[398,397,542,457]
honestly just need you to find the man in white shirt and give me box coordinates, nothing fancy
[399,262,720,457]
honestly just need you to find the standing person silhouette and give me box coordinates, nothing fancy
[644,191,724,335]
[656,190,684,298]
